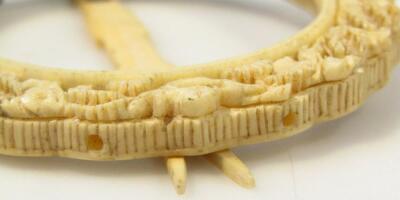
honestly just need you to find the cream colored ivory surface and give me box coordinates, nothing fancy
[0,0,399,198]
[0,0,398,161]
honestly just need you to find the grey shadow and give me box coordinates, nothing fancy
[0,0,76,30]
[124,0,313,27]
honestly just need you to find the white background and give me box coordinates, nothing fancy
[0,0,399,200]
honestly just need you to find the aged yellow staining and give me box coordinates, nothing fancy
[0,0,398,195]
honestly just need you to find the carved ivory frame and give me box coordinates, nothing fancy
[0,0,398,194]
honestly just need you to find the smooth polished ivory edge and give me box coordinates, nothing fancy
[0,0,398,161]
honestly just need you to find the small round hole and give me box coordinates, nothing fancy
[87,134,104,151]
[283,112,297,127]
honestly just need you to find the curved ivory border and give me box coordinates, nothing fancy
[0,0,335,88]
[0,0,398,160]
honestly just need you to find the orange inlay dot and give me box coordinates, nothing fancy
[87,134,104,151]
[283,112,297,127]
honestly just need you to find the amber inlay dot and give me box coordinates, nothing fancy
[283,112,297,127]
[87,135,104,150]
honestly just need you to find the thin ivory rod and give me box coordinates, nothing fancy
[78,1,255,192]
[165,157,187,195]
[206,150,255,188]
[77,0,172,72]
[79,1,186,194]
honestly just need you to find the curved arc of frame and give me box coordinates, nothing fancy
[0,0,334,89]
